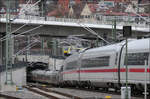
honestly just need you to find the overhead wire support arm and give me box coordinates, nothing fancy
[0,0,42,42]
[14,39,40,57]
[0,22,30,42]
[77,21,110,45]
[1,25,43,42]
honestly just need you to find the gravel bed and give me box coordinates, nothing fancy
[49,88,143,99]
[0,89,49,99]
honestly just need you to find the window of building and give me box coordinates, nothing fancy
[124,52,149,65]
[82,56,110,68]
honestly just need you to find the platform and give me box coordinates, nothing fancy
[0,89,48,99]
[0,63,27,92]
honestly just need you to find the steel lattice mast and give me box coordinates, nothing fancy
[5,0,13,85]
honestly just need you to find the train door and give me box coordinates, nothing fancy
[119,46,126,84]
[113,51,120,83]
[115,44,126,85]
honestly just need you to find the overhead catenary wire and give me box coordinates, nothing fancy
[1,25,43,42]
[84,26,110,44]
[77,21,110,44]
[14,43,37,56]
[0,0,42,42]
[13,25,43,38]
[8,0,32,21]
[0,22,30,41]
[134,4,150,23]
[14,33,41,57]
[122,3,149,23]
[15,39,39,45]
[0,22,41,42]
[14,39,40,57]
[12,0,41,21]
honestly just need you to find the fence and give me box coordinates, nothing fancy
[0,14,149,28]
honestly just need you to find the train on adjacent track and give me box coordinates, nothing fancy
[28,38,150,93]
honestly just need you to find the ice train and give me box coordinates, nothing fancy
[30,38,150,92]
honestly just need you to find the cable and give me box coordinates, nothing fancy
[134,4,150,23]
[0,22,30,41]
[85,26,110,44]
[0,0,41,42]
[14,40,40,57]
[14,25,43,38]
[12,0,41,21]
[1,25,43,42]
[8,0,31,21]
[0,21,41,42]
[77,21,110,44]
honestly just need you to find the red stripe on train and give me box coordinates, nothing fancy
[129,68,144,72]
[62,70,79,74]
[80,69,117,73]
[62,68,150,74]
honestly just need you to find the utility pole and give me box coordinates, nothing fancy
[5,0,13,85]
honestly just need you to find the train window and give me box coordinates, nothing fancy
[82,56,110,68]
[124,52,149,65]
[65,61,77,70]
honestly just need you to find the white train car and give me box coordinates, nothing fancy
[31,70,59,85]
[61,38,150,92]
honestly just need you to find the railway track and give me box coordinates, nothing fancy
[0,94,19,99]
[26,83,147,99]
[24,84,81,99]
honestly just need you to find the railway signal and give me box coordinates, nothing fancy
[123,26,132,37]
[123,26,132,99]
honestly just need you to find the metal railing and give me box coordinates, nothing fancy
[0,14,149,28]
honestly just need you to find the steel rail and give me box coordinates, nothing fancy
[24,84,81,99]
[0,93,20,99]
[37,86,81,99]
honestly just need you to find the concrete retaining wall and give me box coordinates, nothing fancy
[17,55,64,70]
[17,55,49,63]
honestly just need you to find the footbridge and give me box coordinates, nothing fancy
[0,15,149,38]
